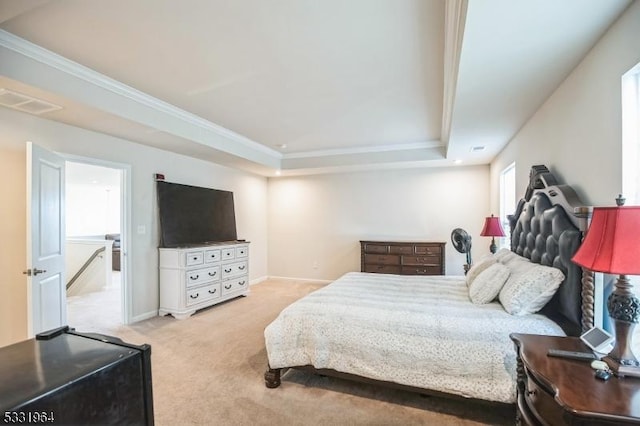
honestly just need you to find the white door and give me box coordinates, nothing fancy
[26,142,66,336]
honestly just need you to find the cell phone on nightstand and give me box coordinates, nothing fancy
[580,326,614,354]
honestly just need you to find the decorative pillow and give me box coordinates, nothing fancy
[506,258,536,276]
[494,248,513,262]
[468,263,511,304]
[497,250,531,266]
[499,264,565,315]
[465,257,497,287]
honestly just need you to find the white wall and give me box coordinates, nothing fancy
[66,164,121,237]
[268,165,491,280]
[490,1,640,209]
[0,107,268,347]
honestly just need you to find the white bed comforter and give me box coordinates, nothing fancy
[264,272,565,403]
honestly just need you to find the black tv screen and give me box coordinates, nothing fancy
[157,181,237,248]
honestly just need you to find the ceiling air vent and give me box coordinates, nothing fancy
[0,88,62,115]
[470,145,486,152]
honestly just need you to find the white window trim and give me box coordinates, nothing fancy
[622,64,640,204]
[499,162,516,249]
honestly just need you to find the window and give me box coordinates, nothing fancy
[622,64,640,204]
[620,63,640,352]
[499,162,516,249]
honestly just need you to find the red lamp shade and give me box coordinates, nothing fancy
[572,206,640,275]
[480,215,505,237]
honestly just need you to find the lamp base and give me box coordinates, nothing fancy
[489,237,497,254]
[604,274,640,378]
[603,356,640,378]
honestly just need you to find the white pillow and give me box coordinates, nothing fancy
[499,264,565,315]
[507,259,536,276]
[494,248,513,262]
[468,263,511,304]
[465,257,497,287]
[497,250,530,266]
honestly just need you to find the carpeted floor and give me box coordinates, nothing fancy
[69,278,515,426]
[67,271,122,331]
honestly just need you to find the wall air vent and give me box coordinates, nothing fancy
[0,88,62,115]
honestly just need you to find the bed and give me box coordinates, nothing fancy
[263,165,595,404]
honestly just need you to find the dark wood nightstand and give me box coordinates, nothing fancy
[510,333,640,425]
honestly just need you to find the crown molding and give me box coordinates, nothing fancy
[441,0,468,154]
[282,140,443,159]
[0,29,282,159]
[275,158,468,177]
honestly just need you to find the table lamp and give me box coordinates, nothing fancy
[480,214,505,254]
[572,196,640,377]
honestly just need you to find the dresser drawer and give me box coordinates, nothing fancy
[222,277,248,295]
[221,260,248,278]
[525,373,565,425]
[235,246,248,258]
[401,266,441,275]
[363,243,388,254]
[222,248,235,260]
[415,245,442,255]
[363,264,401,274]
[402,255,441,266]
[364,254,400,265]
[204,249,221,263]
[186,283,221,306]
[185,250,204,266]
[389,245,413,255]
[185,266,220,287]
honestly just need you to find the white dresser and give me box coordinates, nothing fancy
[159,241,250,319]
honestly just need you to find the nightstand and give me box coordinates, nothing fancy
[510,333,640,425]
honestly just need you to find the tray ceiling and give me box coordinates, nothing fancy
[0,0,631,175]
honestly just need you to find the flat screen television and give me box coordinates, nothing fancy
[157,181,237,247]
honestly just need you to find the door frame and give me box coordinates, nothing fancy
[63,154,133,325]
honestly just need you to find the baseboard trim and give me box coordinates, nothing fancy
[250,276,269,286]
[267,275,333,284]
[130,310,158,324]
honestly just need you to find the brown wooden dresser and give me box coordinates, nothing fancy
[510,333,640,425]
[360,241,445,275]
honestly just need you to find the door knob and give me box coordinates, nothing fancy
[23,268,47,276]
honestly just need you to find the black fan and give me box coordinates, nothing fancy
[451,228,472,266]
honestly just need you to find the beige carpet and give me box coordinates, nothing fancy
[69,278,515,426]
[67,271,122,331]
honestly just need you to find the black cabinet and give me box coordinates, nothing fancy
[0,326,153,425]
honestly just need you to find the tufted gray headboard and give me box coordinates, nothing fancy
[508,165,588,337]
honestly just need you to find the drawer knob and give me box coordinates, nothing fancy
[190,293,199,299]
[225,284,232,290]
[239,281,245,285]
[208,289,217,294]
[224,268,232,273]
[208,271,217,277]
[239,265,246,270]
[190,275,199,280]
